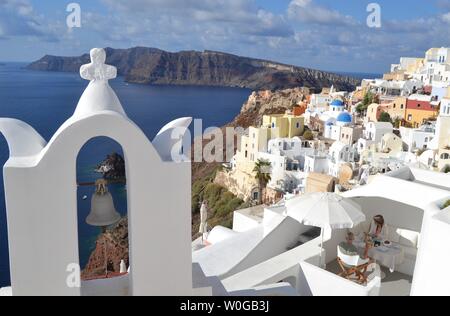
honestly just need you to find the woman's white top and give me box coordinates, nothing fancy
[369,220,389,240]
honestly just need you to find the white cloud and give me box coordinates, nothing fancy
[287,0,356,26]
[95,0,293,44]
[0,0,62,42]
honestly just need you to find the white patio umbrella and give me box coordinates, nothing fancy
[199,202,209,243]
[286,192,366,267]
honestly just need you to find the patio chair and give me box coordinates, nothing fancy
[337,247,373,285]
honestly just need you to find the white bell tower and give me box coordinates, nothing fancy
[0,48,206,296]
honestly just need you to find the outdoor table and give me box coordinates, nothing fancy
[355,241,405,273]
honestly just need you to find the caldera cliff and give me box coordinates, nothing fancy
[28,47,359,91]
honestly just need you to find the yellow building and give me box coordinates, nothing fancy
[401,57,424,74]
[262,113,305,139]
[386,97,407,120]
[233,112,305,175]
[235,126,271,173]
[367,103,387,122]
[383,71,408,81]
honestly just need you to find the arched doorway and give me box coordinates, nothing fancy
[76,137,128,281]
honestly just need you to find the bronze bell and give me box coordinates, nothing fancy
[86,179,121,227]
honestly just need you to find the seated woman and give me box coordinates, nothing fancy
[369,215,389,241]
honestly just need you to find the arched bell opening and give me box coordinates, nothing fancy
[76,136,129,282]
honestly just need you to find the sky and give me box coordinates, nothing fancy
[1,0,450,73]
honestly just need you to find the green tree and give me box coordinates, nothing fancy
[393,118,401,128]
[379,112,392,123]
[363,91,374,105]
[356,91,375,115]
[253,159,272,205]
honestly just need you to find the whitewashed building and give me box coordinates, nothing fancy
[304,154,329,174]
[328,142,357,177]
[400,124,436,152]
[257,138,315,193]
[357,122,394,154]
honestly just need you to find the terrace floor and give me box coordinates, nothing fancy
[326,260,413,296]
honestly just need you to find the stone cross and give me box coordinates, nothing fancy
[80,48,117,81]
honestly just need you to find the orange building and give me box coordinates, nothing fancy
[405,95,439,128]
[293,104,307,116]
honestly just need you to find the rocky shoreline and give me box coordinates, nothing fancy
[81,217,129,280]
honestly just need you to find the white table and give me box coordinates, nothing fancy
[355,241,405,274]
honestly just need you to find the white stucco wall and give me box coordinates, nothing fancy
[411,204,450,296]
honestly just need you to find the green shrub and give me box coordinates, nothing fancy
[379,112,392,123]
[203,183,224,208]
[191,166,221,214]
[191,166,244,229]
[443,165,450,174]
[443,200,450,210]
[303,130,314,141]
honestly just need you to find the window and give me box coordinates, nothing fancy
[441,153,450,160]
[417,104,421,108]
[408,114,413,121]
[401,104,404,109]
[296,122,300,129]
[272,123,275,128]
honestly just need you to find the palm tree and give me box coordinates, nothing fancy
[253,159,272,205]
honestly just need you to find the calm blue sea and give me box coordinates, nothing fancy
[0,63,250,287]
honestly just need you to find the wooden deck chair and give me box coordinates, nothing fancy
[337,246,372,285]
